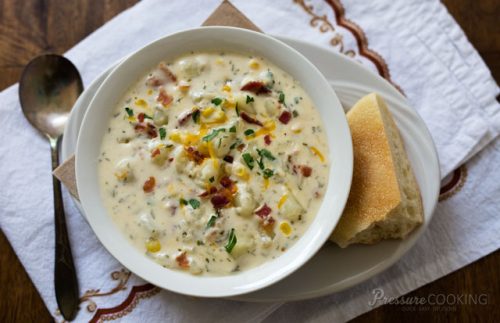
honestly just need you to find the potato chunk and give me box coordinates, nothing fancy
[234,183,256,216]
[280,189,304,221]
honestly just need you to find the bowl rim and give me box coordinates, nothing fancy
[75,26,353,298]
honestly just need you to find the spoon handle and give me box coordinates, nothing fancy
[50,136,79,320]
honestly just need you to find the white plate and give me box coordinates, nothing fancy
[62,36,440,302]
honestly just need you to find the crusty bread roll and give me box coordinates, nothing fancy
[330,93,423,248]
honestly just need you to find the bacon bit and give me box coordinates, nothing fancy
[240,112,263,126]
[134,123,146,132]
[255,204,272,218]
[223,155,234,164]
[185,146,206,164]
[157,88,173,106]
[240,81,271,95]
[137,112,145,123]
[237,144,245,152]
[199,186,217,198]
[134,123,157,138]
[264,134,272,145]
[300,165,313,177]
[178,108,197,126]
[151,148,161,158]
[175,252,189,269]
[146,77,164,87]
[143,176,156,193]
[219,176,233,189]
[211,194,230,209]
[146,123,157,138]
[278,111,292,124]
[159,63,177,82]
[168,157,174,162]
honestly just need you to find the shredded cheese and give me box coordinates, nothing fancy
[310,146,325,162]
[278,194,288,209]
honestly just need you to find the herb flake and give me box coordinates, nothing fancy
[242,153,254,170]
[188,198,200,209]
[125,107,133,117]
[206,215,217,229]
[159,127,166,140]
[211,98,223,106]
[225,228,237,253]
[202,128,226,142]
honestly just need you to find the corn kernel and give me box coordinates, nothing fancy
[278,194,288,209]
[222,84,231,92]
[135,99,147,107]
[248,59,260,70]
[279,221,292,237]
[201,107,215,117]
[146,239,161,253]
[169,131,182,143]
[127,116,136,122]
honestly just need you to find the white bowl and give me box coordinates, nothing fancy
[75,27,353,298]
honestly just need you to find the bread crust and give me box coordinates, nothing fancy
[330,93,423,247]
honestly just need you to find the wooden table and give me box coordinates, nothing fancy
[0,1,498,321]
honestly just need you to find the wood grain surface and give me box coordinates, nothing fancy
[0,0,498,322]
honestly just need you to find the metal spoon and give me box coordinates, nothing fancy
[19,54,83,321]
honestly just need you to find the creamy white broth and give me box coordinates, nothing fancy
[98,51,329,275]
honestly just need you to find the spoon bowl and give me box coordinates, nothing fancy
[19,54,83,321]
[20,54,82,138]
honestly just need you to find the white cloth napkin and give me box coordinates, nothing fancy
[0,0,499,322]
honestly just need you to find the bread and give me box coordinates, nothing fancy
[330,93,423,248]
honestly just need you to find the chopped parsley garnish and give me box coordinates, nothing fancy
[206,215,217,229]
[143,113,153,119]
[192,109,200,123]
[209,176,215,183]
[278,92,285,104]
[188,198,200,209]
[179,198,188,206]
[159,127,166,140]
[292,110,299,118]
[257,148,276,161]
[125,107,133,117]
[263,168,274,179]
[229,125,237,133]
[246,95,254,104]
[244,129,255,136]
[242,153,254,170]
[202,128,226,142]
[211,97,223,106]
[225,228,237,253]
[257,156,265,170]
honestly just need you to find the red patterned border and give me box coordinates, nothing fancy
[89,284,159,322]
[325,0,405,94]
[324,0,465,198]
